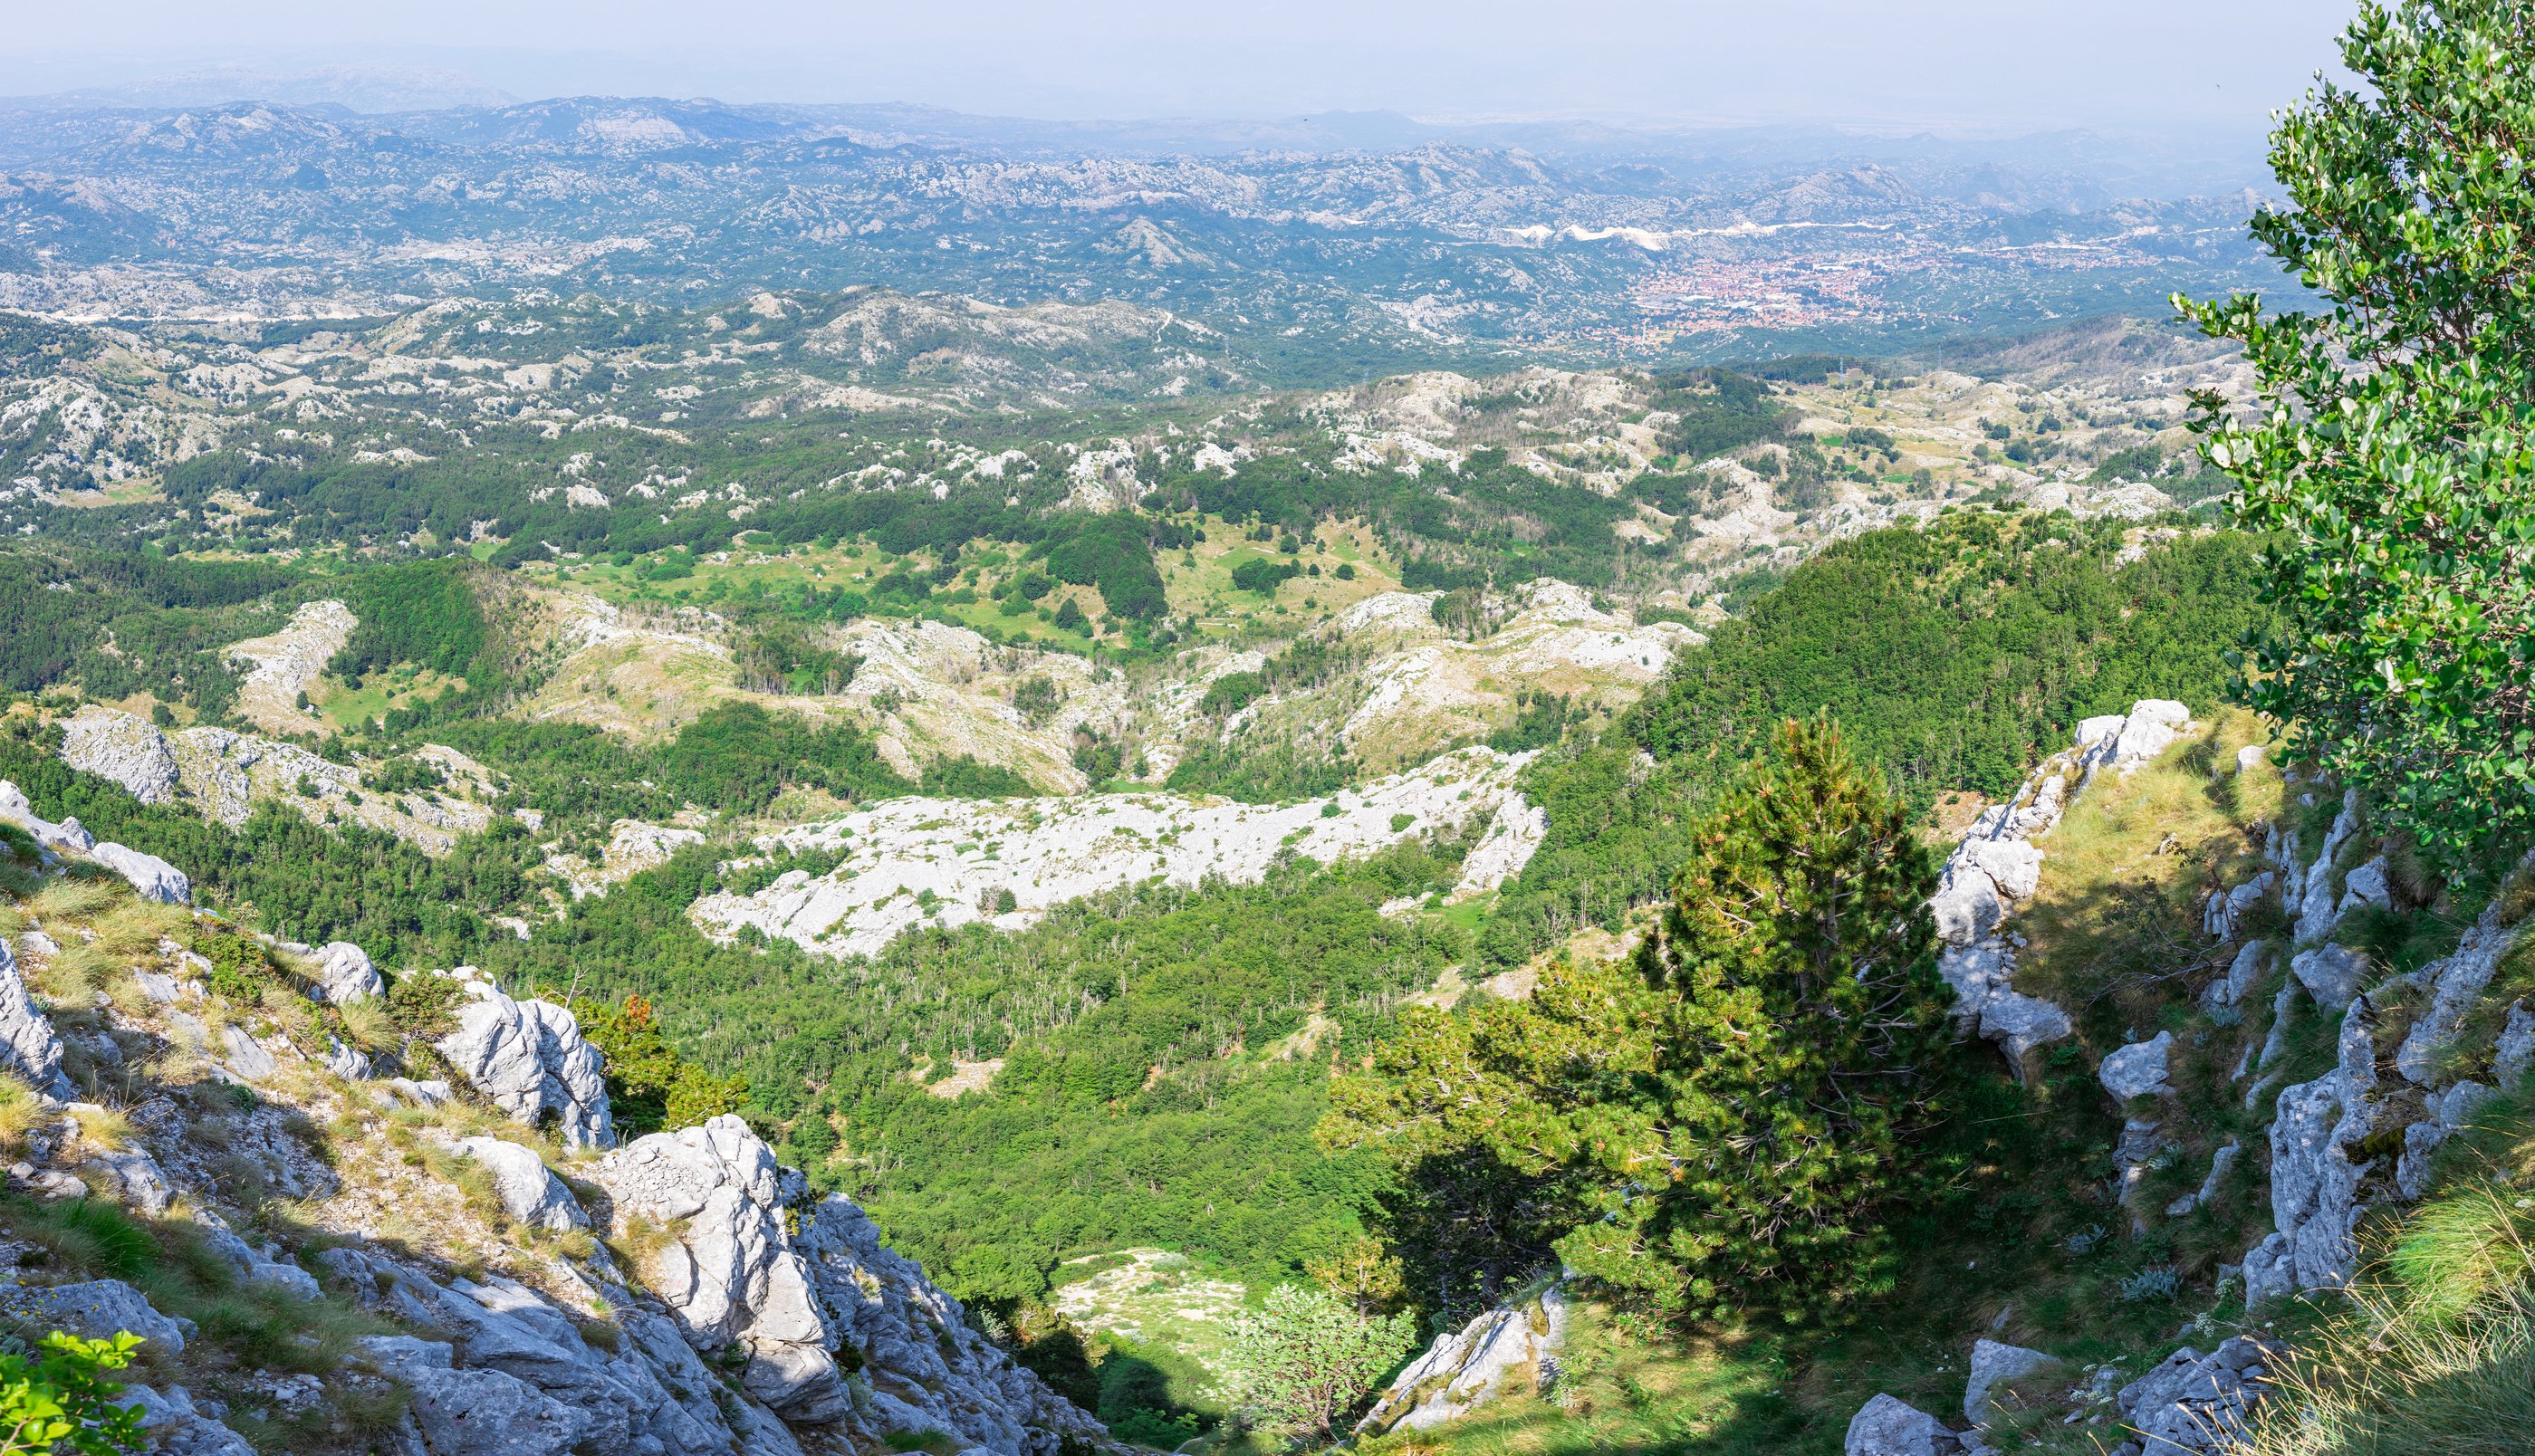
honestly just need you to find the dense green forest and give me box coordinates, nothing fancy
[1474,513,2271,968]
[0,511,2268,1317]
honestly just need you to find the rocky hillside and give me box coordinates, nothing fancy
[1336,698,2535,1456]
[0,784,1111,1456]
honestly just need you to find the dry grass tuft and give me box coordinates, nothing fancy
[29,876,120,922]
[69,1103,133,1153]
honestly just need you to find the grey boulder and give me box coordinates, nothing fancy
[1846,1394,1973,1455]
[89,841,191,905]
[2117,1336,2273,1454]
[0,938,72,1099]
[1964,1339,2058,1428]
[2290,944,2367,1012]
[452,1136,586,1233]
[310,941,385,1003]
[0,1279,190,1354]
[2098,1032,2175,1102]
[434,975,614,1150]
[360,1334,595,1456]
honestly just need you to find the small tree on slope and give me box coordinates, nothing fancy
[1215,1284,1417,1442]
[1322,717,1961,1324]
[2180,0,2535,869]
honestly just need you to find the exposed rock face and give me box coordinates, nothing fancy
[2289,790,2362,944]
[2099,1032,2175,1102]
[2074,700,2191,781]
[794,1194,1115,1454]
[1,1278,193,1352]
[434,972,615,1150]
[91,841,192,904]
[1964,1339,2057,1428]
[60,705,498,856]
[1845,1394,1973,1456]
[1921,708,2178,1080]
[310,941,385,1003]
[695,745,1541,960]
[0,780,97,854]
[1356,1285,1568,1435]
[2115,1336,2275,1454]
[453,1137,586,1234]
[0,938,72,1099]
[2203,872,2274,941]
[595,1115,1104,1453]
[325,1249,782,1456]
[2242,998,2380,1304]
[590,1115,842,1419]
[2290,944,2365,1012]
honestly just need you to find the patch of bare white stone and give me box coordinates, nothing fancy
[0,785,1117,1456]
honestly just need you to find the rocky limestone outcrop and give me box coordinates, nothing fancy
[1845,1393,1985,1456]
[452,1137,586,1234]
[2238,879,2531,1306]
[2111,1336,2276,1455]
[1925,705,2182,1079]
[595,1114,1107,1454]
[1355,1284,1569,1435]
[0,937,72,1100]
[433,970,615,1150]
[59,706,496,856]
[793,1193,1113,1454]
[308,940,385,1003]
[695,744,1542,960]
[590,1115,843,1419]
[1964,1339,2058,1429]
[0,778,190,904]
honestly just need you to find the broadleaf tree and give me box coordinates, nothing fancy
[2178,0,2535,868]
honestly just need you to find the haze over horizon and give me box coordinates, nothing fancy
[5,0,2353,148]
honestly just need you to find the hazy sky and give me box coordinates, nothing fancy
[5,0,2356,137]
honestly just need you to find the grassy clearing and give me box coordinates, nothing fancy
[2017,708,2281,1032]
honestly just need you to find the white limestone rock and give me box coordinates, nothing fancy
[0,938,72,1100]
[89,841,191,905]
[591,1115,843,1420]
[0,780,96,853]
[2394,916,2519,1086]
[2290,790,2361,943]
[1357,1286,1567,1434]
[2290,944,2367,1012]
[360,1334,595,1456]
[2205,939,2272,1011]
[323,1038,371,1081]
[0,1279,190,1354]
[1963,1339,2058,1428]
[1845,1394,1973,1456]
[2338,856,2392,915]
[792,1190,1112,1453]
[2245,997,2382,1300]
[84,1148,172,1215]
[2203,872,2275,942]
[2496,1002,2535,1087]
[2116,1336,2275,1454]
[2099,1031,2175,1103]
[434,973,614,1150]
[324,1248,769,1456]
[453,1136,586,1234]
[693,745,1538,960]
[310,941,385,1003]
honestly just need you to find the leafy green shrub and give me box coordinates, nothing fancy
[0,1330,145,1454]
[1216,1283,1416,1441]
[2180,0,2535,870]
